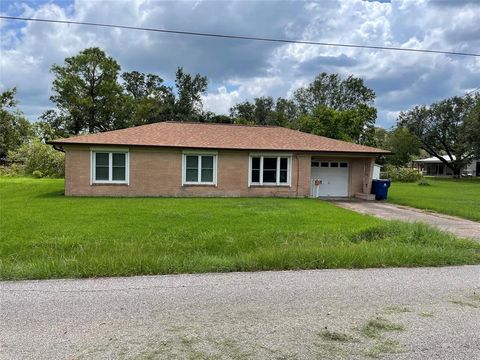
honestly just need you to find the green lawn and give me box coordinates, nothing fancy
[388,178,480,221]
[1,177,479,280]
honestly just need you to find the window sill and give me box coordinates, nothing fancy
[92,182,129,186]
[183,183,217,187]
[249,184,291,188]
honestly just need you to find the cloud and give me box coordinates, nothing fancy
[1,0,479,127]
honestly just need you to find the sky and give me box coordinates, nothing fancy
[1,0,479,129]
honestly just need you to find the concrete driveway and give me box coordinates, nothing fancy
[1,266,479,359]
[331,200,480,241]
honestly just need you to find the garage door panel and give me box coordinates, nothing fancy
[311,162,349,197]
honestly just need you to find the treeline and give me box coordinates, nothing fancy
[1,46,479,178]
[32,47,378,146]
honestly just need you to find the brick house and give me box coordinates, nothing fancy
[49,122,389,197]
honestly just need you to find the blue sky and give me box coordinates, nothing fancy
[1,0,479,128]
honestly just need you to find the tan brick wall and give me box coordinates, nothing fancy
[64,145,312,197]
[64,145,374,197]
[348,157,375,195]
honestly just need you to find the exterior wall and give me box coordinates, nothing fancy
[348,157,374,195]
[64,145,312,197]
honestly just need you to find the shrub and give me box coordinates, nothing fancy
[418,179,431,186]
[382,164,422,182]
[7,140,64,178]
[0,163,26,177]
[32,170,44,178]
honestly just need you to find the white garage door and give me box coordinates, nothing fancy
[311,161,349,197]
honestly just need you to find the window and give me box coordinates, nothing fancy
[320,162,329,168]
[330,162,339,168]
[340,162,348,168]
[249,155,291,186]
[92,151,129,184]
[183,153,217,185]
[311,161,319,168]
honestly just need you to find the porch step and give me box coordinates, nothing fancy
[355,193,376,201]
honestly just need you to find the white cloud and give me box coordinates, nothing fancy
[1,0,479,127]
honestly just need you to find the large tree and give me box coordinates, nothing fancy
[230,97,297,127]
[46,47,126,135]
[465,97,480,157]
[173,67,208,121]
[121,70,172,126]
[384,127,421,166]
[293,72,376,113]
[293,73,377,144]
[121,68,208,124]
[297,104,376,144]
[399,93,479,176]
[0,88,33,160]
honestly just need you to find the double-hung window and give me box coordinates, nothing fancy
[249,155,291,186]
[92,150,129,184]
[183,153,217,185]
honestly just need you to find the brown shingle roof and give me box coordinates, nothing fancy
[49,122,389,154]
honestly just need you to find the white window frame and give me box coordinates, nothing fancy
[182,151,218,186]
[248,153,292,187]
[90,148,130,185]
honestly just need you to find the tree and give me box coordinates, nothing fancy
[292,72,377,144]
[465,97,480,157]
[46,47,125,135]
[121,68,208,124]
[384,127,421,166]
[0,88,33,161]
[373,127,389,149]
[173,67,208,121]
[121,70,172,126]
[298,104,376,144]
[230,97,297,127]
[293,72,375,113]
[398,93,479,177]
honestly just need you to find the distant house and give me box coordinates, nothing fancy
[413,155,480,177]
[49,122,389,198]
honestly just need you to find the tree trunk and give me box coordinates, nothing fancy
[452,167,461,179]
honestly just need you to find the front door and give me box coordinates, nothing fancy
[311,161,349,197]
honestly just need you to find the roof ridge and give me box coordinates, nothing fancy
[161,121,282,128]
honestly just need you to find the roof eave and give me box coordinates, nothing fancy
[48,141,390,155]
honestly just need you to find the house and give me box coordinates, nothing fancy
[413,155,480,177]
[49,122,389,198]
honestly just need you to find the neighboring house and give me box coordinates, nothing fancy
[49,122,389,198]
[413,155,480,177]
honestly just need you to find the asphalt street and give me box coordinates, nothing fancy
[1,266,479,359]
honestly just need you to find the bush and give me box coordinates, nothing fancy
[32,170,44,178]
[0,163,26,177]
[7,140,64,178]
[381,164,422,182]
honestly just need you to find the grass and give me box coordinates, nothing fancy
[359,317,404,339]
[1,177,480,280]
[319,330,355,342]
[388,177,480,221]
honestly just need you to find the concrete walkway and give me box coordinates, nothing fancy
[1,267,479,359]
[332,200,480,241]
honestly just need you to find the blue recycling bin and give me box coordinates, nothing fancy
[371,179,391,200]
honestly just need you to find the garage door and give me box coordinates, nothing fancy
[311,161,349,197]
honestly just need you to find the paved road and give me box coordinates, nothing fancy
[1,267,479,359]
[332,200,480,241]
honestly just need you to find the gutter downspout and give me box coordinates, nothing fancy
[52,144,65,153]
[295,154,300,197]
